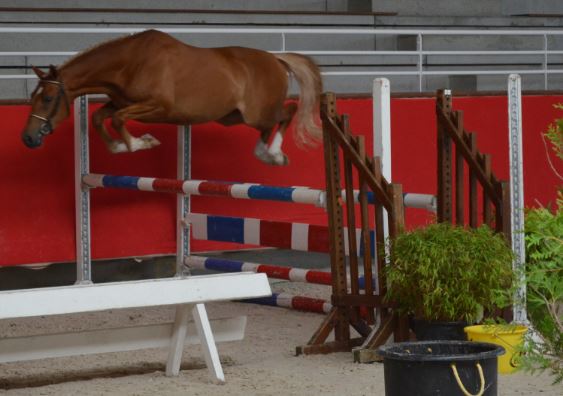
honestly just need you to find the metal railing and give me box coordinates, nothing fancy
[1,27,563,92]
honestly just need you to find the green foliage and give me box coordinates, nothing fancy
[385,223,514,323]
[544,103,563,161]
[521,196,563,384]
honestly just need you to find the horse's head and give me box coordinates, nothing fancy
[22,65,70,149]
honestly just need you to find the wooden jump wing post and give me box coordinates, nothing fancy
[436,90,511,240]
[296,93,408,356]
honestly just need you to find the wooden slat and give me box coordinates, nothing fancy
[372,157,387,297]
[357,136,375,325]
[437,94,453,223]
[299,308,338,350]
[455,111,465,225]
[354,313,398,360]
[388,183,405,239]
[343,155,360,295]
[482,154,492,225]
[321,94,350,344]
[296,338,365,356]
[468,133,479,228]
[438,107,498,203]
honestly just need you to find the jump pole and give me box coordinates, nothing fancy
[83,174,437,212]
[185,255,376,289]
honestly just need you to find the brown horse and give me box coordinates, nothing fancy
[21,29,322,165]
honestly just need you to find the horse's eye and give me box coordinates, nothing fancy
[43,95,53,103]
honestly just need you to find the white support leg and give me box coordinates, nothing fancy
[192,303,225,384]
[166,304,191,376]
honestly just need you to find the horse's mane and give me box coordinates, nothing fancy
[60,32,140,69]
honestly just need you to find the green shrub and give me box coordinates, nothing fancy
[521,197,563,384]
[385,223,514,323]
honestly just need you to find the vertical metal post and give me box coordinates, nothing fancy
[176,125,191,276]
[508,74,527,324]
[74,95,92,284]
[281,32,286,52]
[417,33,423,92]
[373,77,391,294]
[543,34,548,91]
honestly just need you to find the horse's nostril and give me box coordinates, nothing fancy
[22,134,40,148]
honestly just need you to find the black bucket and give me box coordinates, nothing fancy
[377,341,505,396]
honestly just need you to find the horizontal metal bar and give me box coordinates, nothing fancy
[0,51,77,56]
[4,49,562,58]
[288,50,563,56]
[1,27,563,36]
[3,49,563,58]
[322,69,563,76]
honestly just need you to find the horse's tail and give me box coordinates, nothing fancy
[275,53,323,146]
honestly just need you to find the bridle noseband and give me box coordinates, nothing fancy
[30,79,69,137]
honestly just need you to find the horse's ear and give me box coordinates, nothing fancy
[48,64,58,78]
[31,66,47,80]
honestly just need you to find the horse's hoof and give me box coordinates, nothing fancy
[271,152,289,166]
[129,134,161,152]
[109,140,128,154]
[140,133,161,147]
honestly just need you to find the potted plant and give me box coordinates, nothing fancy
[385,222,514,340]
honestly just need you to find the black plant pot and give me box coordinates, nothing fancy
[412,318,468,341]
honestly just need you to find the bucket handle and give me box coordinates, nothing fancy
[450,363,485,396]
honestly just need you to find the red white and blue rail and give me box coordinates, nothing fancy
[84,173,326,206]
[243,293,332,314]
[185,255,375,289]
[82,173,436,211]
[241,292,370,318]
[186,213,375,256]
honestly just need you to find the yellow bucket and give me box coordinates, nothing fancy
[464,325,527,374]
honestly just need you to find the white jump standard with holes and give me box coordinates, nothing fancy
[0,95,271,384]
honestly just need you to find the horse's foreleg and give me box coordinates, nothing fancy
[111,103,162,153]
[254,102,297,166]
[92,102,125,153]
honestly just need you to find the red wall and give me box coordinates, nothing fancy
[1,95,561,266]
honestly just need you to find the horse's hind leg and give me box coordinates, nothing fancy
[254,102,297,166]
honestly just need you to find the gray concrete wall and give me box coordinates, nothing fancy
[370,0,503,17]
[503,0,563,16]
[0,0,348,12]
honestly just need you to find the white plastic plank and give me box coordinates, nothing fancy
[0,273,271,320]
[0,316,246,364]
